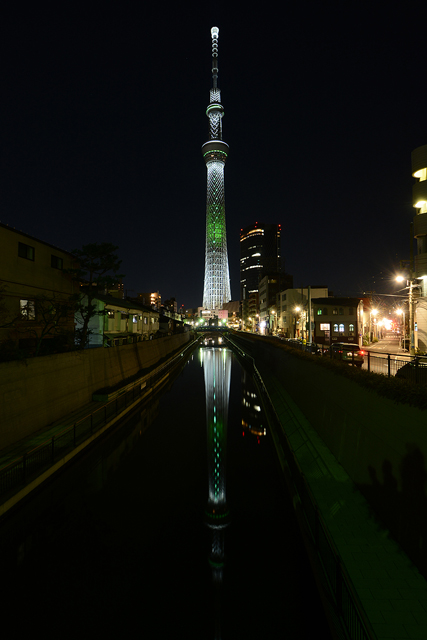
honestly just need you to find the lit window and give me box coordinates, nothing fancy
[317,309,322,315]
[339,323,345,332]
[333,308,338,315]
[349,324,354,335]
[333,324,339,332]
[20,299,36,320]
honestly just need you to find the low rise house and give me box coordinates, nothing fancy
[0,223,78,355]
[311,297,364,346]
[278,287,328,338]
[82,295,160,347]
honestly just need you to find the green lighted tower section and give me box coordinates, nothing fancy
[202,27,231,310]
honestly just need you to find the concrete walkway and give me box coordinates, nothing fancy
[234,334,427,640]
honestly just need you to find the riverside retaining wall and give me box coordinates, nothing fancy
[0,332,191,450]
[233,333,427,575]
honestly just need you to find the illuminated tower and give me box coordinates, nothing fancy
[202,27,231,311]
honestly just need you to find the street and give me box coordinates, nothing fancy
[363,331,411,376]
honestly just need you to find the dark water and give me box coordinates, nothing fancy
[2,346,330,638]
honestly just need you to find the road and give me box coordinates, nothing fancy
[363,331,411,376]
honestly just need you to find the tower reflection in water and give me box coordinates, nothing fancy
[200,339,266,637]
[200,341,230,638]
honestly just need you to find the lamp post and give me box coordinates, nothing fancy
[294,306,301,338]
[396,308,406,346]
[396,276,418,356]
[370,309,378,342]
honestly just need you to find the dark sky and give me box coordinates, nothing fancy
[1,4,425,309]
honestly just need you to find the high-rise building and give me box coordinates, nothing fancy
[240,222,282,300]
[411,144,427,351]
[202,27,231,311]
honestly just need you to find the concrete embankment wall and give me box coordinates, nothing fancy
[233,333,427,572]
[0,333,191,450]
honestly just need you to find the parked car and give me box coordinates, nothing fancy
[395,357,427,383]
[330,343,365,367]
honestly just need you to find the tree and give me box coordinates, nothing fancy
[18,294,75,356]
[69,243,124,349]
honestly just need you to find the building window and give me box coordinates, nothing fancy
[339,308,344,315]
[20,299,36,320]
[320,323,329,331]
[51,255,63,269]
[144,317,148,325]
[339,323,345,332]
[333,308,338,315]
[323,308,328,315]
[18,242,35,261]
[317,309,322,315]
[333,324,339,332]
[349,323,355,335]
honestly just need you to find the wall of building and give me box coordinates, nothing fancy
[0,332,191,450]
[0,223,77,344]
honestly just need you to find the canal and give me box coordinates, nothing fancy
[2,343,331,638]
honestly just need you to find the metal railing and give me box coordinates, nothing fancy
[281,338,425,382]
[225,334,375,640]
[0,338,197,501]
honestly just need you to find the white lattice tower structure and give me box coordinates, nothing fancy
[202,27,231,311]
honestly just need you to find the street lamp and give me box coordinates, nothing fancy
[271,309,276,335]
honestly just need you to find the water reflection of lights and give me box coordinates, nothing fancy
[202,346,231,515]
[241,367,266,440]
[202,344,231,639]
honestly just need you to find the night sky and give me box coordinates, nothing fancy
[1,4,425,309]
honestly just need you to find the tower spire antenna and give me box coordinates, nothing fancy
[202,26,231,312]
[211,26,219,90]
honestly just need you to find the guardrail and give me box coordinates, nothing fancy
[280,338,426,382]
[225,334,375,640]
[0,338,198,502]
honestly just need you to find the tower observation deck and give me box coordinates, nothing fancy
[202,27,231,311]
